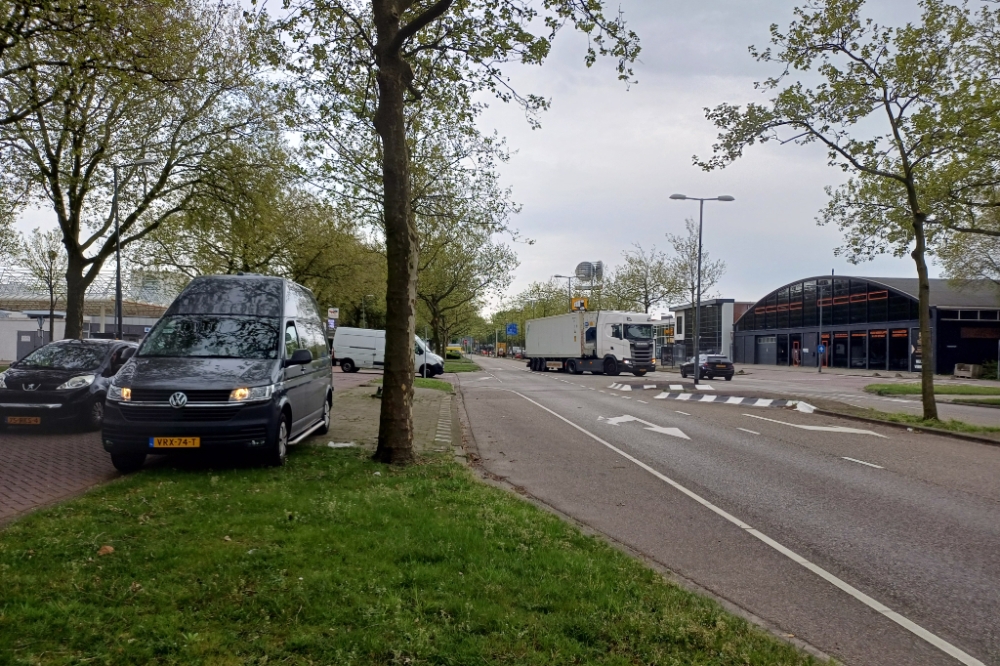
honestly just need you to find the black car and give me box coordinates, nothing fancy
[101,275,334,473]
[680,355,734,381]
[0,339,137,430]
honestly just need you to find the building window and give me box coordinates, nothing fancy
[889,291,911,321]
[789,282,803,328]
[803,280,818,327]
[850,280,868,324]
[833,279,850,326]
[776,287,789,329]
[868,289,888,322]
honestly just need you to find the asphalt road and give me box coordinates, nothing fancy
[459,358,1000,666]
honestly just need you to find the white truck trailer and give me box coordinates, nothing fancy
[525,311,656,376]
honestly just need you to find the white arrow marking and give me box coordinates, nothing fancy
[743,414,888,438]
[602,414,689,439]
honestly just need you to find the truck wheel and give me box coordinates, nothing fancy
[341,359,356,373]
[567,360,580,375]
[604,358,620,376]
[632,370,647,377]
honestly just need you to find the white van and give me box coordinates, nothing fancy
[332,327,444,376]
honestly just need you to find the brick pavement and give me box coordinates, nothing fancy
[0,429,119,525]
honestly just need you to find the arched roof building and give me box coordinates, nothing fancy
[732,277,1000,374]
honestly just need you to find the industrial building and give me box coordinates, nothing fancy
[732,276,1000,374]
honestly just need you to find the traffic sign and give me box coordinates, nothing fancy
[817,344,826,354]
[328,307,340,319]
[506,323,518,336]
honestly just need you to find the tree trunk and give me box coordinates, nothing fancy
[911,214,938,420]
[372,2,417,465]
[63,255,89,340]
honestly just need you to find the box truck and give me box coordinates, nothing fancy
[525,311,656,376]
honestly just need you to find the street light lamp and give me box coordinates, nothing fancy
[554,275,574,311]
[112,158,157,340]
[361,293,374,328]
[668,193,735,385]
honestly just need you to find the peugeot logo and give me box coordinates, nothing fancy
[168,392,188,408]
[22,383,39,391]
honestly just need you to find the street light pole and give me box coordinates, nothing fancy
[669,193,735,386]
[112,158,156,340]
[554,275,574,311]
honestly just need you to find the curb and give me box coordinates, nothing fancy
[814,408,1000,447]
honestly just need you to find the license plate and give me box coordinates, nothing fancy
[150,437,200,449]
[716,364,728,369]
[5,416,40,425]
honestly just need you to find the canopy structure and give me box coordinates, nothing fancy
[0,266,177,318]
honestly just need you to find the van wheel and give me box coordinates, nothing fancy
[680,369,687,379]
[604,358,620,376]
[317,394,332,434]
[263,416,289,467]
[341,359,356,373]
[111,452,146,474]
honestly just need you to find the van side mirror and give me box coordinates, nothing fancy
[285,349,313,367]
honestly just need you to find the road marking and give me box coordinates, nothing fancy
[842,457,884,469]
[669,384,684,390]
[601,414,689,439]
[599,390,606,394]
[621,385,632,392]
[726,396,744,405]
[588,388,595,391]
[696,384,715,391]
[643,384,657,389]
[637,399,648,404]
[737,428,760,435]
[742,414,887,438]
[676,393,693,401]
[675,411,690,416]
[509,390,985,666]
[654,392,670,400]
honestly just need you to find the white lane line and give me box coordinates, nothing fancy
[589,388,596,391]
[737,428,760,435]
[487,373,503,384]
[508,390,985,666]
[643,384,657,390]
[637,400,649,404]
[842,457,884,469]
[621,385,632,392]
[675,411,691,416]
[669,384,684,390]
[696,384,715,391]
[743,413,888,438]
[599,390,606,394]
[654,392,670,400]
[726,396,744,405]
[676,393,693,401]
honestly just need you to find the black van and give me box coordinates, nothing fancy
[101,275,334,472]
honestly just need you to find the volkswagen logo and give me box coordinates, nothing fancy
[168,392,188,408]
[22,383,39,391]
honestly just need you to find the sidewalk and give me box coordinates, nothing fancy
[731,363,1000,387]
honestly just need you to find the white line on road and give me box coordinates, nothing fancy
[743,413,887,438]
[638,400,648,404]
[676,411,690,416]
[737,428,760,435]
[669,384,684,390]
[508,390,985,666]
[842,457,884,469]
[696,384,715,391]
[599,390,606,394]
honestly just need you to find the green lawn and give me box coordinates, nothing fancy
[0,447,821,666]
[370,376,454,392]
[0,363,8,372]
[864,383,1000,396]
[847,408,1000,434]
[444,357,482,373]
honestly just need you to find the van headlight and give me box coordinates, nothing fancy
[56,375,96,390]
[229,385,275,403]
[108,385,131,401]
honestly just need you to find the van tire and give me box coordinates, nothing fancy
[262,414,289,467]
[317,393,332,434]
[340,359,356,373]
[111,452,146,474]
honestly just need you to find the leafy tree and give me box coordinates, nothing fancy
[0,0,271,339]
[696,0,1000,419]
[665,218,725,307]
[272,0,639,464]
[18,227,66,337]
[937,214,1000,293]
[600,244,679,313]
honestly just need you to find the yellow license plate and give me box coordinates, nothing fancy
[6,416,41,425]
[716,364,728,368]
[150,437,200,449]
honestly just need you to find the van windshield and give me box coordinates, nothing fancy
[139,315,280,359]
[624,324,653,340]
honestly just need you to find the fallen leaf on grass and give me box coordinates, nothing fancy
[97,545,114,556]
[130,581,142,593]
[223,536,232,542]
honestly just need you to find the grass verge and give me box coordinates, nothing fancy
[0,448,820,665]
[832,407,1000,435]
[0,363,8,372]
[864,383,1000,396]
[951,398,1000,408]
[444,357,482,373]
[370,376,453,392]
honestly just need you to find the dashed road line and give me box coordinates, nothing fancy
[842,457,884,469]
[676,411,690,416]
[737,428,760,435]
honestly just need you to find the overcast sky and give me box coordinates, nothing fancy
[477,0,932,310]
[12,0,934,311]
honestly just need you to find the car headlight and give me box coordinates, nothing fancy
[56,375,96,390]
[108,385,131,401]
[229,385,275,403]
